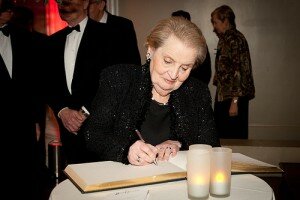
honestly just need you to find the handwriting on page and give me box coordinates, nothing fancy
[104,189,150,200]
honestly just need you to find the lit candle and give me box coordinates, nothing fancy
[210,147,232,197]
[210,171,230,195]
[187,148,210,199]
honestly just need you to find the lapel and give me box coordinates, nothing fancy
[106,12,113,24]
[10,30,17,80]
[72,19,91,84]
[0,54,11,81]
[55,27,69,87]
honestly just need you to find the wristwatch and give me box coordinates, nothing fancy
[233,98,238,104]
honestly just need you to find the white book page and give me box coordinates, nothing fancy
[169,151,278,171]
[232,153,276,167]
[67,161,185,185]
[169,150,188,170]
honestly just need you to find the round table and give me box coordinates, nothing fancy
[49,174,274,200]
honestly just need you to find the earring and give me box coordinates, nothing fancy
[146,53,151,63]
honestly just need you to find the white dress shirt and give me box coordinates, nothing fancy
[99,11,108,23]
[64,17,88,94]
[0,25,13,78]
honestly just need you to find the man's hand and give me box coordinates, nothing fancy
[59,108,87,134]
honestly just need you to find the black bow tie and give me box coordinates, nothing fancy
[66,25,80,35]
[0,26,9,37]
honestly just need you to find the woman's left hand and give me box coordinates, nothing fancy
[229,101,238,116]
[155,140,182,161]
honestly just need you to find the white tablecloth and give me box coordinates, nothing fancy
[49,174,274,200]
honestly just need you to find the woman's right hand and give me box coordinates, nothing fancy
[127,140,158,166]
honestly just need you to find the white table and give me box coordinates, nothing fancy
[49,174,275,200]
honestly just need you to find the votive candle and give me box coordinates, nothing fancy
[187,148,211,199]
[210,147,232,197]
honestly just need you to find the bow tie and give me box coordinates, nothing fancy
[0,26,9,37]
[66,25,80,35]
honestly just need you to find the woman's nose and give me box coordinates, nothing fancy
[168,68,179,80]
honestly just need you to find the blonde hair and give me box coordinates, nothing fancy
[146,17,207,68]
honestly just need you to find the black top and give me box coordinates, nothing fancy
[140,100,171,145]
[82,63,220,163]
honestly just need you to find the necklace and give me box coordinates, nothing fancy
[151,97,168,106]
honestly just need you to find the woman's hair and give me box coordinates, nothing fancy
[146,17,207,68]
[211,5,236,28]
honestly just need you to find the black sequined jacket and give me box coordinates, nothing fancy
[82,63,220,163]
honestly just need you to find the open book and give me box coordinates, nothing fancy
[169,151,283,174]
[65,152,282,193]
[64,161,186,193]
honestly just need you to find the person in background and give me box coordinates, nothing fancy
[10,4,49,170]
[82,17,220,166]
[0,0,47,198]
[46,0,122,164]
[211,5,255,139]
[171,10,212,85]
[88,0,141,65]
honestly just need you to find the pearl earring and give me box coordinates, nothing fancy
[146,53,151,63]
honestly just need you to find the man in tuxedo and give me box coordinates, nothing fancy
[0,0,49,198]
[88,0,141,65]
[47,0,127,165]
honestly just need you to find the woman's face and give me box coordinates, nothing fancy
[211,14,228,35]
[149,35,197,97]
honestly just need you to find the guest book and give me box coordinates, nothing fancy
[64,161,186,193]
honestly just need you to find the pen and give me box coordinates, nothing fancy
[135,129,158,165]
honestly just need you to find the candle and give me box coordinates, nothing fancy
[189,144,212,151]
[187,148,210,199]
[210,147,232,197]
[210,171,230,195]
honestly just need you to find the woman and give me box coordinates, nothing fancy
[211,5,255,139]
[82,17,220,166]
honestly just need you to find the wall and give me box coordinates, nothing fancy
[116,0,300,141]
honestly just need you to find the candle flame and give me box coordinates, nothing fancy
[194,176,205,184]
[215,172,225,182]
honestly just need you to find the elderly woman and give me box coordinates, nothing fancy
[82,17,220,166]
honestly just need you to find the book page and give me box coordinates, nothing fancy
[66,161,185,185]
[232,153,275,167]
[169,151,282,173]
[64,160,186,192]
[231,153,283,173]
[169,151,188,170]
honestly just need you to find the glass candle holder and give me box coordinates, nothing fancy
[189,144,212,151]
[210,147,232,197]
[187,148,211,199]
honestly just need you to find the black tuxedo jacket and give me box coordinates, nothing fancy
[1,24,43,199]
[106,12,141,65]
[47,18,115,115]
[1,24,38,125]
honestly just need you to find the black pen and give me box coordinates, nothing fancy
[135,129,158,165]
